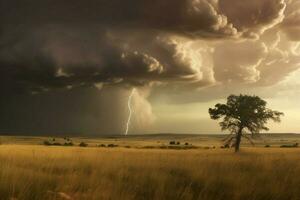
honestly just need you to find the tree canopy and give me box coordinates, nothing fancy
[209,94,284,152]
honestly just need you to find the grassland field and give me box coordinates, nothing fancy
[0,134,300,200]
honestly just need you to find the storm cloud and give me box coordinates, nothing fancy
[0,0,299,134]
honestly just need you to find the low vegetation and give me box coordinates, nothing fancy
[280,143,298,148]
[43,138,74,147]
[1,145,300,200]
[79,142,88,147]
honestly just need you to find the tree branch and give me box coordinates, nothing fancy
[224,135,236,146]
[222,133,234,142]
[242,135,255,146]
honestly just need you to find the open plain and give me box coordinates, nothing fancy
[0,134,300,200]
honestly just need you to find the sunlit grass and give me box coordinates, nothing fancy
[1,145,300,200]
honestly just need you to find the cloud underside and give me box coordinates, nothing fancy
[0,0,300,134]
[1,0,299,93]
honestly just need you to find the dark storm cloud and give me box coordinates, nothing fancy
[1,0,286,38]
[0,0,299,134]
[0,0,290,93]
[0,27,161,92]
[0,0,236,37]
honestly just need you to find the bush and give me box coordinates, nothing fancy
[107,144,118,147]
[280,143,298,148]
[64,142,74,146]
[98,144,106,147]
[169,141,181,145]
[43,140,51,146]
[185,142,189,146]
[221,144,230,149]
[79,142,88,147]
[265,144,271,148]
[43,141,62,146]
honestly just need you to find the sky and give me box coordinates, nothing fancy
[0,0,299,135]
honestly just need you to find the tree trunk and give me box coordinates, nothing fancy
[235,127,243,152]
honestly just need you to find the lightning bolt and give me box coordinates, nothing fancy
[124,88,135,135]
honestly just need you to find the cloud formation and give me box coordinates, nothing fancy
[281,0,300,41]
[0,0,299,134]
[0,0,292,92]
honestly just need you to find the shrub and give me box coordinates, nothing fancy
[185,142,189,146]
[280,143,298,148]
[221,144,230,149]
[169,141,176,145]
[176,142,180,145]
[265,144,271,148]
[79,142,88,147]
[53,142,62,146]
[64,142,74,146]
[107,144,118,147]
[43,141,51,146]
[98,144,106,147]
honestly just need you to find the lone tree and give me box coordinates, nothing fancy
[209,94,283,152]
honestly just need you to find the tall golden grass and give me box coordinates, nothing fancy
[0,145,300,200]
